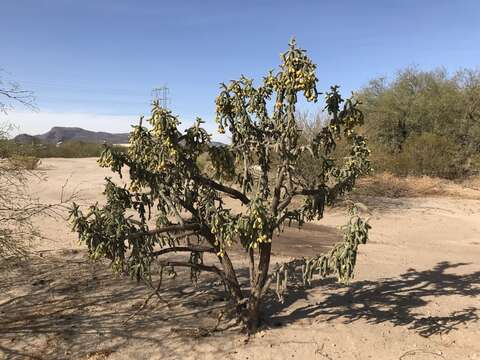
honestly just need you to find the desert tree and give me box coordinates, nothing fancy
[70,40,371,331]
[0,72,71,259]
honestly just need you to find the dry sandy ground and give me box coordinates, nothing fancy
[1,158,480,360]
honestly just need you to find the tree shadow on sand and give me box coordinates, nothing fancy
[0,252,238,359]
[265,261,480,337]
[1,255,479,359]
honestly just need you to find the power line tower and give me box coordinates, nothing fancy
[151,86,171,109]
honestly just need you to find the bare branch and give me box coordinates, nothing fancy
[0,74,37,113]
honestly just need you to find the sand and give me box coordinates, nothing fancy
[1,158,479,360]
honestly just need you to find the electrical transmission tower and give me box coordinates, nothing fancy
[151,86,171,109]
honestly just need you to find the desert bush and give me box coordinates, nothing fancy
[70,41,371,332]
[0,123,75,259]
[8,155,41,170]
[358,67,480,178]
[0,161,41,258]
[0,139,12,158]
[0,159,73,259]
[0,131,66,259]
[369,133,462,179]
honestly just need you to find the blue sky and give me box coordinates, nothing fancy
[1,0,479,140]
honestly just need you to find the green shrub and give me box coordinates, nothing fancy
[370,133,462,179]
[358,67,480,179]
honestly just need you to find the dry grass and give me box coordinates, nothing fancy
[354,172,480,199]
[462,175,480,191]
[7,155,41,170]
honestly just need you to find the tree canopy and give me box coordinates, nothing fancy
[70,40,371,331]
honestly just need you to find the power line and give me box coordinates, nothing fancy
[151,86,171,108]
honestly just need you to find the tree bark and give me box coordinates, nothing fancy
[219,251,243,302]
[245,241,272,332]
[197,225,243,304]
[248,247,255,289]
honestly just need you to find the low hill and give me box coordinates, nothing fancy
[14,127,130,144]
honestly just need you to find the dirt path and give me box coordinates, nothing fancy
[1,158,479,360]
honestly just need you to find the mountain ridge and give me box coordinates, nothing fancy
[14,126,227,147]
[14,127,130,144]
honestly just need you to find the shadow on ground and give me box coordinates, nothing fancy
[266,261,480,337]
[0,251,236,359]
[1,250,479,359]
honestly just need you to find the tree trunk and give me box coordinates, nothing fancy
[200,226,243,303]
[245,295,261,332]
[248,247,255,288]
[219,252,243,302]
[245,241,272,332]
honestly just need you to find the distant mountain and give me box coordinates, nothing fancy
[14,126,228,147]
[14,127,130,144]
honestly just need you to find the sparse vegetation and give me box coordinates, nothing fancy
[0,76,43,258]
[0,77,74,259]
[0,125,48,258]
[7,154,41,170]
[3,140,127,159]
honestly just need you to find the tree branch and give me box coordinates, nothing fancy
[151,245,216,257]
[274,210,298,229]
[158,189,185,226]
[158,260,225,278]
[275,167,296,214]
[0,87,36,112]
[276,186,327,215]
[270,164,286,215]
[293,188,326,196]
[128,223,200,240]
[193,174,250,205]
